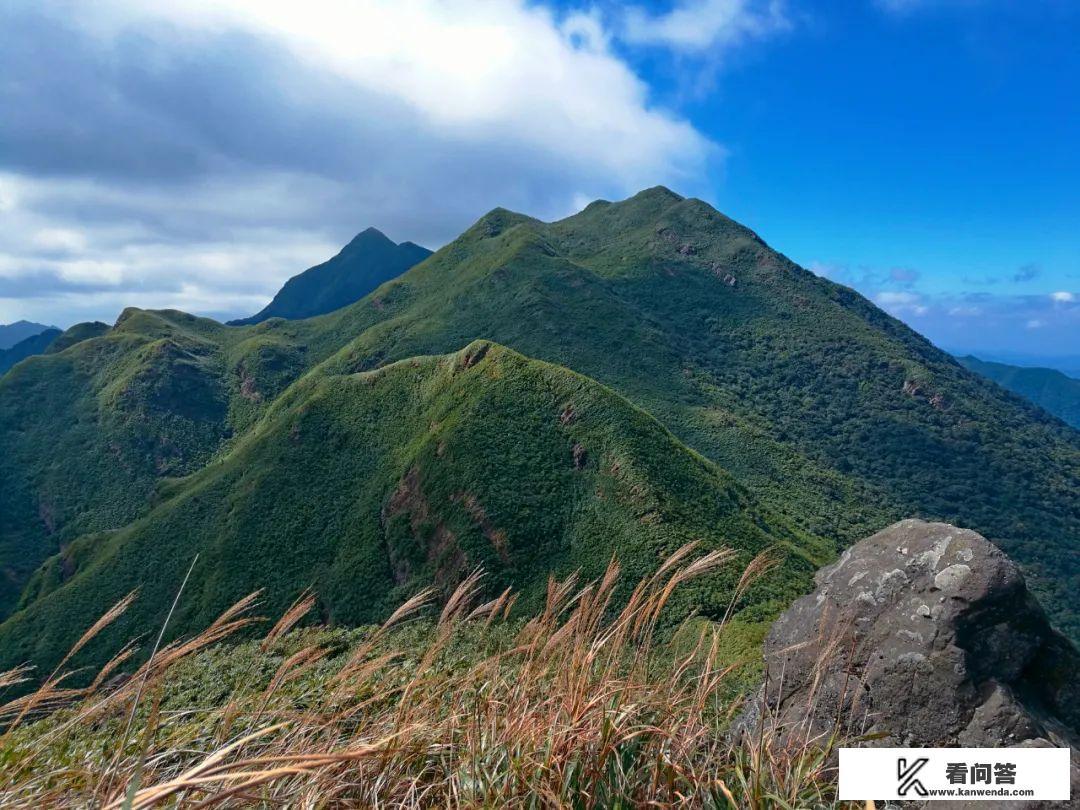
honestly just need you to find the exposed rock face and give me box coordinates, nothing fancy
[739,520,1079,802]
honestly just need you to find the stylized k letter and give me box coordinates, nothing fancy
[897,757,929,797]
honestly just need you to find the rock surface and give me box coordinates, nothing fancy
[739,519,1079,806]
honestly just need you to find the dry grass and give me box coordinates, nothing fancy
[0,545,843,808]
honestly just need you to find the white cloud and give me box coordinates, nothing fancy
[0,171,343,323]
[623,0,789,53]
[1,0,729,324]
[807,260,843,279]
[875,290,927,315]
[0,177,17,213]
[805,258,1078,357]
[71,0,710,188]
[32,228,87,254]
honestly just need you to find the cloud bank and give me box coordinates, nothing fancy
[0,0,733,325]
[811,261,1079,357]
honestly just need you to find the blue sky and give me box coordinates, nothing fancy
[0,0,1076,364]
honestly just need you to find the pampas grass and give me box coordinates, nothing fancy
[0,546,842,808]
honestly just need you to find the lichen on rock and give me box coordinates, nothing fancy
[736,519,1079,805]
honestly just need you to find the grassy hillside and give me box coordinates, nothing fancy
[1,187,1077,644]
[0,550,836,808]
[228,227,431,325]
[45,320,110,354]
[0,311,260,615]
[253,187,1078,635]
[958,354,1080,429]
[0,342,819,675]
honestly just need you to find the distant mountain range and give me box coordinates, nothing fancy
[0,328,61,375]
[0,320,56,350]
[0,188,1077,679]
[955,350,1080,380]
[0,322,109,375]
[0,229,429,376]
[228,227,431,325]
[957,355,1080,429]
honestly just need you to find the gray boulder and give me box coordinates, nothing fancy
[738,520,1079,805]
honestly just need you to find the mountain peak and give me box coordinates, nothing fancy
[342,227,396,252]
[631,185,683,203]
[228,227,432,325]
[470,207,539,238]
[0,320,58,351]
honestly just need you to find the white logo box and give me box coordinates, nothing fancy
[839,747,1071,802]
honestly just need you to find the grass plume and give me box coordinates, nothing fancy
[0,550,844,808]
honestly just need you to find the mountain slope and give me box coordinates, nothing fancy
[228,228,431,325]
[0,311,246,615]
[958,355,1080,429]
[0,328,61,375]
[269,188,1078,635]
[0,342,818,674]
[45,320,111,355]
[1,188,1077,642]
[0,320,56,350]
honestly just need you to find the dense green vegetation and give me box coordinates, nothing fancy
[45,320,110,354]
[0,312,239,616]
[266,187,1078,634]
[958,354,1080,428]
[1,186,1077,663]
[228,227,431,325]
[0,342,818,674]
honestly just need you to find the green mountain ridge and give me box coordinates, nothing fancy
[958,354,1080,429]
[1,187,1077,664]
[0,341,818,673]
[0,313,238,615]
[45,320,111,355]
[228,227,432,325]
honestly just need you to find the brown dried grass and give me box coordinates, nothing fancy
[0,545,841,808]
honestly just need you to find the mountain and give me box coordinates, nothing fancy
[958,355,1080,429]
[1,188,1077,668]
[0,328,61,375]
[0,341,819,672]
[262,187,1076,635]
[43,320,111,354]
[955,350,1080,380]
[0,321,110,377]
[0,320,56,350]
[0,311,242,616]
[228,228,432,325]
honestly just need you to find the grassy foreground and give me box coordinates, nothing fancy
[0,546,847,808]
